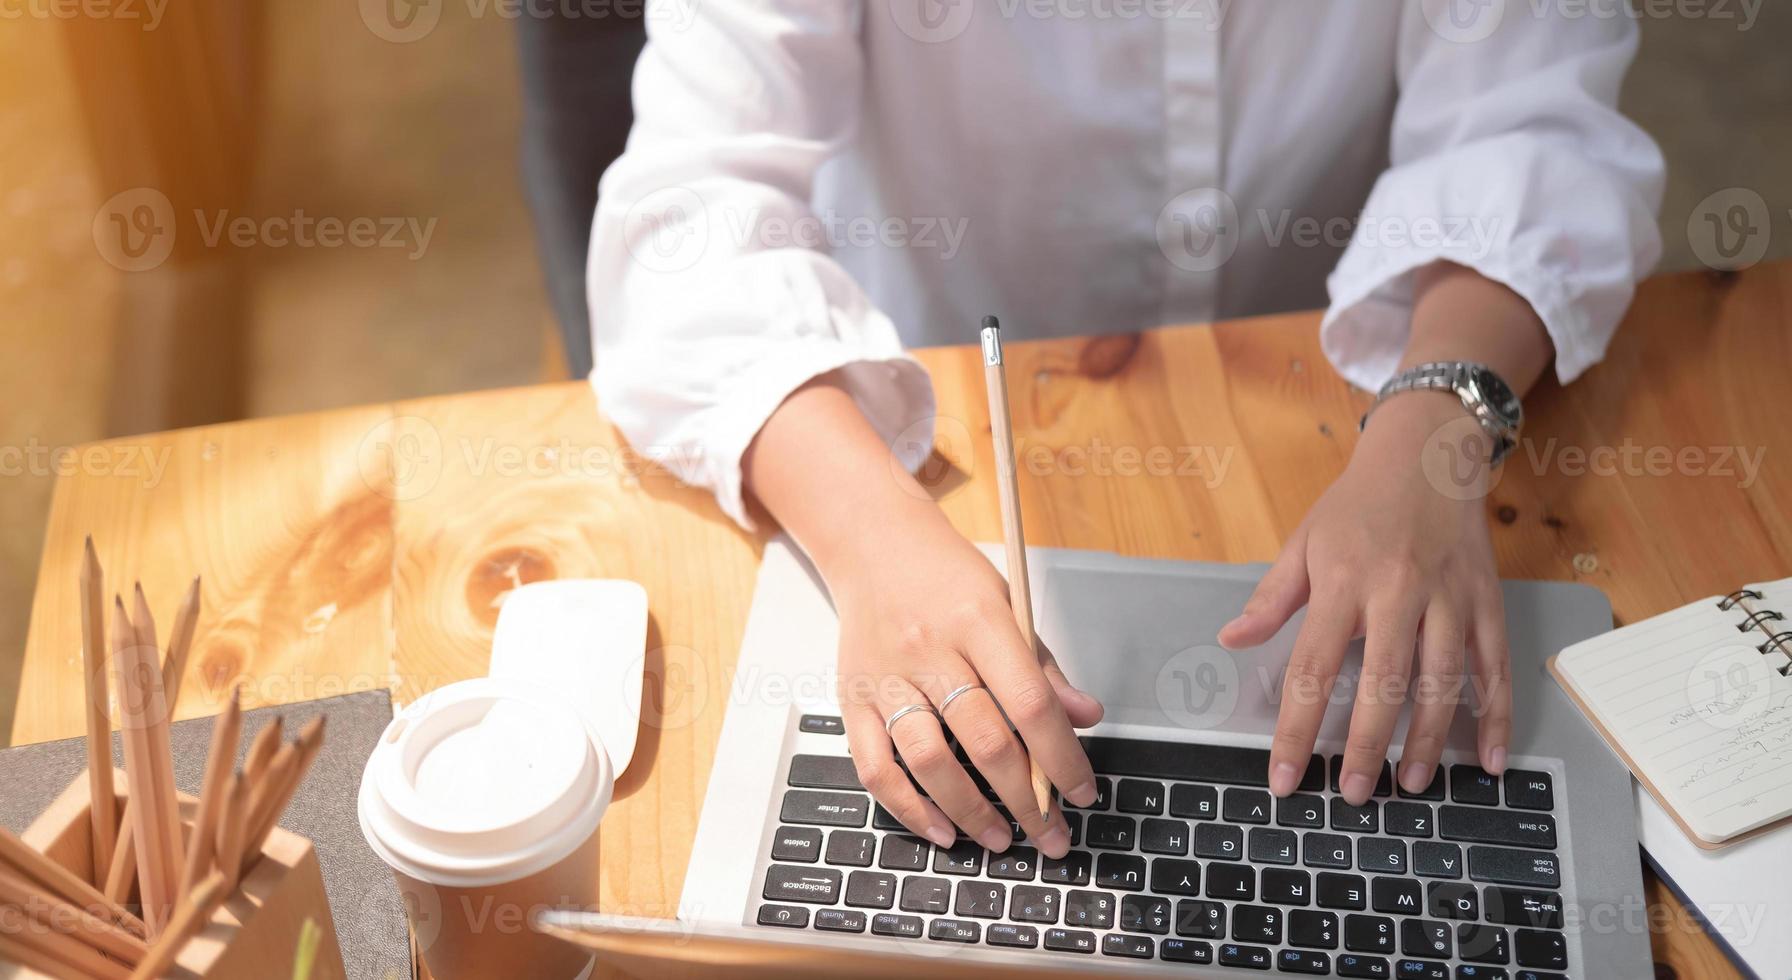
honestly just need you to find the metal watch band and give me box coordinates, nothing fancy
[1359,361,1522,466]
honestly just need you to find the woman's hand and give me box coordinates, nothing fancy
[1218,390,1513,805]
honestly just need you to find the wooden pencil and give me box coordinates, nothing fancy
[978,316,1055,819]
[125,870,228,980]
[242,716,284,786]
[0,826,143,937]
[0,930,98,980]
[79,536,117,888]
[0,865,149,964]
[178,685,242,899]
[213,769,251,891]
[112,595,179,937]
[132,584,187,891]
[0,928,129,980]
[161,575,201,708]
[240,716,325,877]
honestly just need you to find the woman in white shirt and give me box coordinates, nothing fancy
[586,1,1664,860]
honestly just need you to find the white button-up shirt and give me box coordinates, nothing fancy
[587,0,1665,527]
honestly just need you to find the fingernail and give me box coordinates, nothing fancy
[1341,772,1374,803]
[977,827,1013,853]
[1269,762,1300,797]
[1401,763,1431,793]
[1069,782,1098,807]
[1035,824,1069,857]
[926,825,956,850]
[1488,746,1507,775]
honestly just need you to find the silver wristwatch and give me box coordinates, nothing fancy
[1360,361,1524,465]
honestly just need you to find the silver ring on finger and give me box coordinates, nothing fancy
[884,702,939,736]
[937,682,986,715]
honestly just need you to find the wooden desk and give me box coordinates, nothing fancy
[18,264,1788,978]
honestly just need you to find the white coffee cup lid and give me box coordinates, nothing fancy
[359,676,613,888]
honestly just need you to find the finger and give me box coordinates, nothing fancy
[938,686,1072,858]
[843,702,955,849]
[1038,641,1104,729]
[1268,589,1356,797]
[964,621,1099,814]
[1219,524,1313,649]
[1470,586,1514,775]
[1338,590,1424,805]
[883,681,1012,852]
[1399,600,1467,794]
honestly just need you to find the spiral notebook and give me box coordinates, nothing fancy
[1549,577,1792,850]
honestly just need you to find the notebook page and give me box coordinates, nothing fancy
[1555,595,1792,843]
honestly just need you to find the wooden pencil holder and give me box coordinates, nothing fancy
[7,769,347,980]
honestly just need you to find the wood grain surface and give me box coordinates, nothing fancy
[18,263,1789,978]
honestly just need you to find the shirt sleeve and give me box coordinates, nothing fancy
[1321,3,1667,392]
[585,0,935,530]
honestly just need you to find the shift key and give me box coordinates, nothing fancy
[1440,806,1557,849]
[782,790,872,827]
[1468,846,1560,888]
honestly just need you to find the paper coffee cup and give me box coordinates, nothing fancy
[359,676,613,980]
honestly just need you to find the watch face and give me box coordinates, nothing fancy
[1467,368,1523,427]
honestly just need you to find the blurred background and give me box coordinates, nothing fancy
[0,3,1788,739]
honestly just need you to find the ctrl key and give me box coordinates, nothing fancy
[1217,943,1272,969]
[870,913,924,938]
[757,904,809,928]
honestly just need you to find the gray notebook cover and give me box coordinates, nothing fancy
[0,690,411,980]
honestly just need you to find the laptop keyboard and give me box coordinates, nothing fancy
[755,719,1572,979]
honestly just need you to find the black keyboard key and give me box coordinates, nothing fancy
[988,845,1038,881]
[1397,765,1445,801]
[1175,899,1226,938]
[1358,837,1408,875]
[798,714,843,735]
[1151,858,1203,896]
[928,918,979,944]
[1429,881,1479,919]
[1441,807,1557,850]
[1064,810,1083,846]
[770,826,822,863]
[1170,783,1219,819]
[1250,828,1299,865]
[1395,960,1448,979]
[1345,913,1397,953]
[1278,949,1332,974]
[1401,918,1453,959]
[878,835,929,871]
[1455,968,1510,980]
[1331,798,1380,833]
[1503,770,1554,811]
[1304,832,1353,869]
[757,904,808,928]
[824,830,875,867]
[1071,777,1112,810]
[1317,871,1368,910]
[1338,953,1393,978]
[1064,889,1116,929]
[953,879,1005,918]
[1289,909,1339,949]
[1413,841,1464,879]
[1085,813,1136,850]
[1218,942,1274,969]
[1384,802,1435,838]
[1299,755,1328,791]
[1195,822,1245,859]
[1040,849,1092,886]
[871,804,905,831]
[781,790,870,827]
[1278,794,1326,828]
[1450,765,1500,806]
[1102,933,1155,958]
[1141,817,1191,855]
[1116,778,1166,814]
[1120,894,1173,935]
[1482,887,1564,929]
[1096,852,1147,891]
[1262,868,1312,906]
[1233,904,1282,944]
[1371,876,1423,915]
[844,870,896,909]
[932,840,983,876]
[1330,756,1394,797]
[1468,846,1560,888]
[899,876,950,914]
[1458,923,1510,964]
[984,923,1038,948]
[1514,929,1567,970]
[762,865,842,904]
[870,912,923,937]
[813,908,866,933]
[1161,938,1215,963]
[1083,737,1273,787]
[1206,862,1256,901]
[1225,788,1274,824]
[1043,927,1097,953]
[1011,884,1060,923]
[788,755,862,790]
[1511,972,1561,980]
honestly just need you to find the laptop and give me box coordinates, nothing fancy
[655,538,1648,978]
